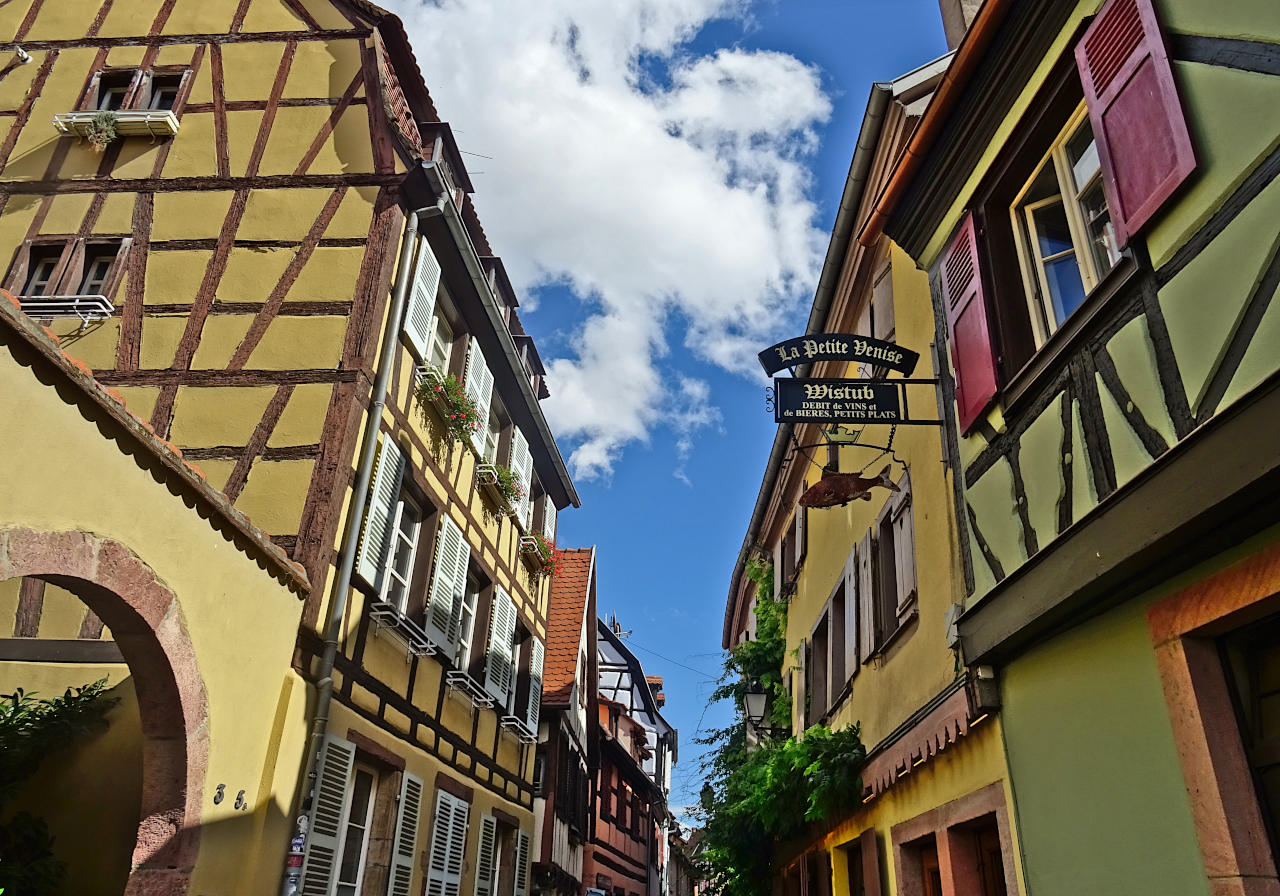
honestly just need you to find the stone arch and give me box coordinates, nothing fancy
[0,527,209,895]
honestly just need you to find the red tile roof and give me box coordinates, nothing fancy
[544,547,594,706]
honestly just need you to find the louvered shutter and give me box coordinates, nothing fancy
[795,507,807,570]
[514,831,531,896]
[464,339,495,454]
[424,516,470,652]
[300,736,357,896]
[388,772,425,896]
[1076,0,1194,248]
[525,636,545,731]
[796,637,808,731]
[404,236,442,360]
[860,828,882,896]
[356,437,405,589]
[843,545,859,673]
[483,587,518,704]
[473,815,497,896]
[939,213,998,434]
[541,497,557,543]
[857,532,875,662]
[509,427,534,530]
[892,473,917,612]
[425,790,470,896]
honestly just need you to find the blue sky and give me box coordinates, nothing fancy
[390,0,949,814]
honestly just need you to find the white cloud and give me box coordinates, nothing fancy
[386,0,831,479]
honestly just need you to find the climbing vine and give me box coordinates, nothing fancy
[695,557,867,896]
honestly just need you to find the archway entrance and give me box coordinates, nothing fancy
[0,528,210,895]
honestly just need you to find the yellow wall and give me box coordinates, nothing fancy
[0,341,308,894]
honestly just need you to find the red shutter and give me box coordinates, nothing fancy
[940,213,998,433]
[1076,0,1195,247]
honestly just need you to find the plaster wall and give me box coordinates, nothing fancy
[785,242,963,747]
[0,344,308,894]
[937,0,1280,605]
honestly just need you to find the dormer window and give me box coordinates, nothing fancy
[79,244,118,295]
[23,246,62,297]
[147,73,182,111]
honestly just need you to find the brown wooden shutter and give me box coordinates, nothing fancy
[3,241,33,292]
[940,213,998,433]
[843,546,859,673]
[1076,0,1195,247]
[856,533,875,661]
[859,829,882,896]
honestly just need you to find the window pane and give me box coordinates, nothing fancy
[1079,179,1121,275]
[80,251,115,295]
[430,315,453,371]
[24,252,61,296]
[1044,255,1087,323]
[1066,122,1102,190]
[337,769,375,885]
[1031,201,1074,259]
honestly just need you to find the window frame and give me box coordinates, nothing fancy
[377,491,423,615]
[334,761,378,896]
[6,237,131,302]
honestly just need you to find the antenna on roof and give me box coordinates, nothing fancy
[608,613,632,639]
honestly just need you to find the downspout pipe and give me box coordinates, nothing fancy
[288,201,437,883]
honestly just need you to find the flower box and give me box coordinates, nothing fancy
[414,365,482,445]
[53,109,180,140]
[520,533,560,577]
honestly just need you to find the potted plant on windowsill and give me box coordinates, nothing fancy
[414,368,481,446]
[476,462,524,515]
[519,532,560,577]
[85,110,119,152]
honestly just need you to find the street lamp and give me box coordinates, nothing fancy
[742,679,769,728]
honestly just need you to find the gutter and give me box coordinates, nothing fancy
[858,0,1015,248]
[289,204,430,888]
[721,82,894,649]
[421,159,581,509]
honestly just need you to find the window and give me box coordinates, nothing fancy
[425,789,471,896]
[938,0,1195,432]
[482,404,502,464]
[846,470,916,667]
[454,572,482,669]
[147,73,183,111]
[810,615,829,719]
[7,238,129,300]
[22,246,62,297]
[1222,612,1280,859]
[96,69,135,110]
[335,763,377,896]
[483,587,518,705]
[1011,108,1120,344]
[378,493,421,614]
[430,311,454,374]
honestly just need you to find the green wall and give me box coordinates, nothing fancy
[1000,598,1208,896]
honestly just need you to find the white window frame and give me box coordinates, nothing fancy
[1011,104,1120,346]
[335,762,378,896]
[454,573,481,670]
[377,494,422,615]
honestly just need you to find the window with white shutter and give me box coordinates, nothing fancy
[356,436,405,591]
[541,496,557,543]
[514,831,531,896]
[464,339,495,455]
[843,545,860,676]
[424,516,470,654]
[524,637,544,732]
[387,772,425,896]
[404,235,442,361]
[891,472,917,614]
[483,587,518,704]
[856,533,875,663]
[301,736,357,896]
[473,816,498,896]
[425,790,471,896]
[508,427,534,531]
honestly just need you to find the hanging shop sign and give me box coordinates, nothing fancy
[758,334,920,377]
[774,378,901,423]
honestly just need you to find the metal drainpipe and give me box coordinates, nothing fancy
[284,201,438,894]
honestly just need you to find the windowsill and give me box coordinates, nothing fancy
[368,602,437,658]
[444,670,495,710]
[53,108,180,138]
[500,715,538,743]
[1001,253,1141,414]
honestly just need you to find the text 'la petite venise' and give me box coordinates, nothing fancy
[773,338,906,367]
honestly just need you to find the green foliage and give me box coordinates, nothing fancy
[414,370,482,445]
[695,557,867,896]
[85,110,118,150]
[490,463,526,508]
[0,680,118,895]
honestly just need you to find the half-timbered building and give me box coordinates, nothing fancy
[873,0,1280,892]
[532,547,598,896]
[0,1,577,893]
[589,620,676,896]
[722,51,1021,896]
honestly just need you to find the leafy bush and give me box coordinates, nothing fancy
[0,679,119,895]
[695,558,866,896]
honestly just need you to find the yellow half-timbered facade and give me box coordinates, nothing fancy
[0,1,578,893]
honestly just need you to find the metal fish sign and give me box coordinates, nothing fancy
[798,465,899,509]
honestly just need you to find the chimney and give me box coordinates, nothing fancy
[938,0,982,50]
[646,675,665,709]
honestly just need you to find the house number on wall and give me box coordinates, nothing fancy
[212,783,251,810]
